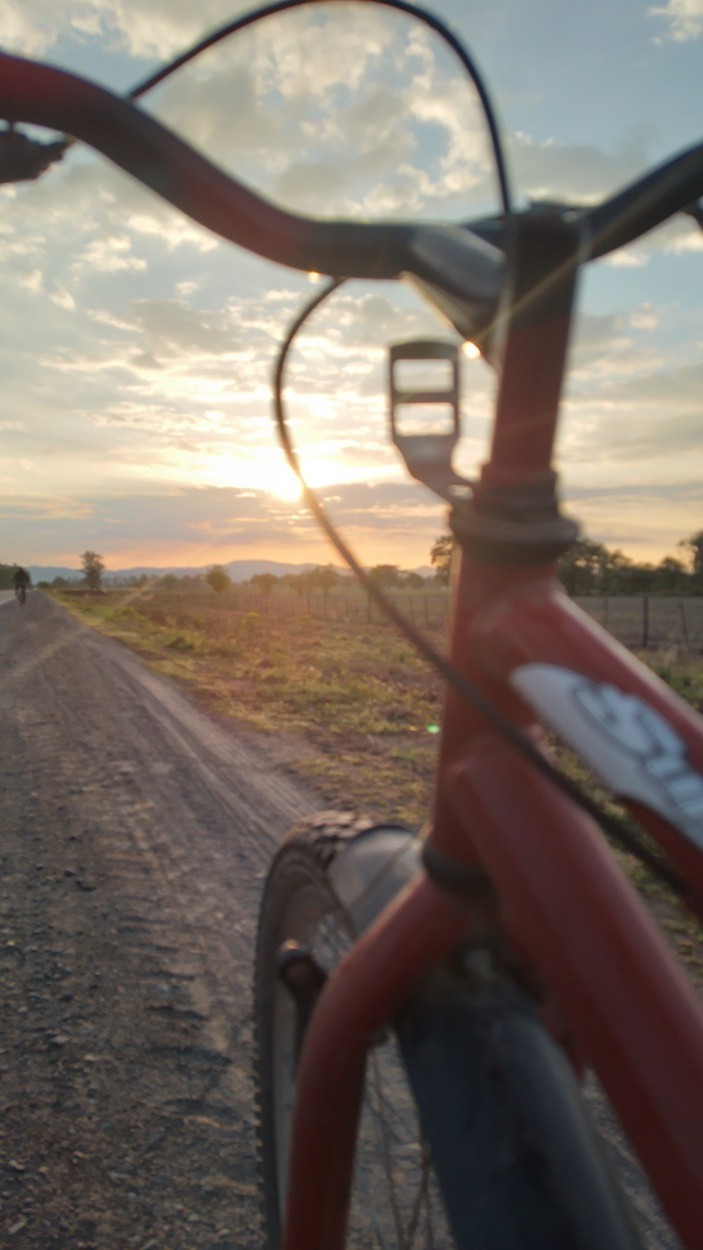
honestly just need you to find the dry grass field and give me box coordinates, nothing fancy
[49,583,703,978]
[51,586,447,827]
[50,587,703,804]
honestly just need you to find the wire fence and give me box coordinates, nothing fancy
[573,595,703,652]
[127,587,703,651]
[58,582,703,651]
[141,588,452,630]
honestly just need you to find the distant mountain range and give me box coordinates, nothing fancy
[28,558,434,584]
[28,559,329,585]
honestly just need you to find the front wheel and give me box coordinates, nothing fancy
[253,812,643,1250]
[253,812,453,1249]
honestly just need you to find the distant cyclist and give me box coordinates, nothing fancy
[12,565,31,605]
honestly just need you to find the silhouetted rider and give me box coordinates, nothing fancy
[12,565,31,591]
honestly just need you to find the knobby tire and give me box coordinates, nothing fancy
[253,814,644,1250]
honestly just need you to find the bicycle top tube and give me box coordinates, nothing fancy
[2,50,703,346]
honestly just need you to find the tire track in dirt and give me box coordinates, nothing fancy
[0,592,321,1249]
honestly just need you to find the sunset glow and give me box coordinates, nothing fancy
[1,0,702,573]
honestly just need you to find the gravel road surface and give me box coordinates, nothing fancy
[0,590,319,1249]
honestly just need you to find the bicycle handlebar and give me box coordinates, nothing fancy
[1,48,703,343]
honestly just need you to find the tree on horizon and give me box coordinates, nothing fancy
[81,551,105,592]
[312,565,340,599]
[250,572,279,601]
[206,565,231,596]
[430,534,453,586]
[368,564,403,590]
[679,531,703,577]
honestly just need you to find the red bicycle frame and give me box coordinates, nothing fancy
[282,216,703,1250]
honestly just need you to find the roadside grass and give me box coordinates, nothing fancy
[51,589,445,827]
[51,589,703,975]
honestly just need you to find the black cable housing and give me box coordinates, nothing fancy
[273,282,686,899]
[127,0,513,217]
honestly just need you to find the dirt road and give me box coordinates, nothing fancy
[0,591,319,1249]
[0,591,685,1249]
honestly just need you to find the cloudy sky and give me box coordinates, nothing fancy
[1,0,703,573]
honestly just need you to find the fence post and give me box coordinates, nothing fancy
[642,595,650,649]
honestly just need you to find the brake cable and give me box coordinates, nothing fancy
[273,276,687,900]
[126,0,513,217]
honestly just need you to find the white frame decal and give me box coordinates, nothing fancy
[512,663,703,851]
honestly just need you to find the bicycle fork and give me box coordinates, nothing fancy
[280,745,703,1250]
[281,875,474,1250]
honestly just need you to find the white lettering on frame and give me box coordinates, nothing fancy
[512,664,703,849]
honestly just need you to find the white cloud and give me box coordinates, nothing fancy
[73,235,148,274]
[253,8,397,102]
[650,0,703,41]
[662,229,703,254]
[402,30,494,202]
[17,268,43,292]
[144,13,496,221]
[561,356,703,474]
[509,129,656,202]
[630,304,660,330]
[607,250,650,268]
[0,0,254,58]
[0,1,71,55]
[50,287,77,310]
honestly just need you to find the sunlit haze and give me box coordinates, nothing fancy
[1,0,702,573]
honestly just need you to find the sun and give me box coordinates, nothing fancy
[202,453,304,501]
[266,463,304,503]
[201,450,353,502]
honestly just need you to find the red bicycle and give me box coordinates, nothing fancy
[3,3,703,1247]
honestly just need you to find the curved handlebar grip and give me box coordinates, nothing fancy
[0,48,504,328]
[581,141,703,259]
[0,51,415,279]
[3,49,701,335]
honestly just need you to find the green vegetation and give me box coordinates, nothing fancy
[205,564,231,596]
[431,528,703,596]
[430,534,453,586]
[81,550,105,591]
[51,587,444,825]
